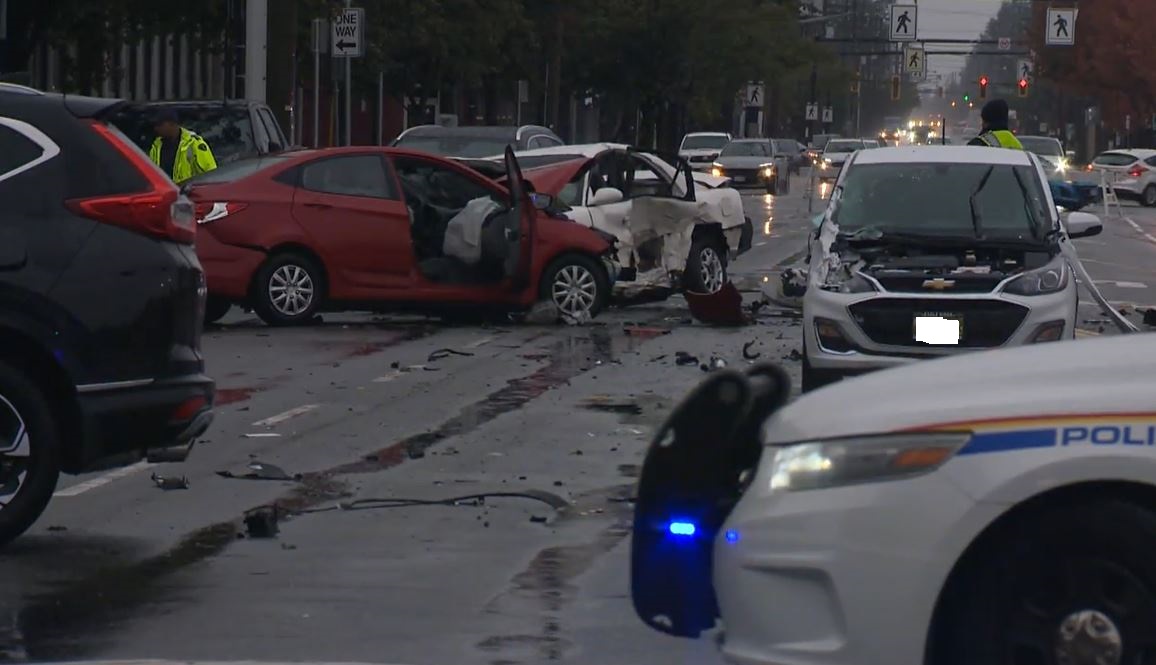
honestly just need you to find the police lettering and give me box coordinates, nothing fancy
[1061,426,1156,446]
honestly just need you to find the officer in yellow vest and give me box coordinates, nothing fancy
[968,99,1024,149]
[148,109,217,183]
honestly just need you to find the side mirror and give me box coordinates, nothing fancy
[530,193,555,211]
[590,187,624,206]
[1065,211,1103,239]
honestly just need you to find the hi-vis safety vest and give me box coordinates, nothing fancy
[974,130,1024,150]
[149,127,218,184]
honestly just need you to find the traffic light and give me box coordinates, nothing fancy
[963,93,970,103]
[1018,78,1029,98]
[890,75,901,101]
[979,75,989,100]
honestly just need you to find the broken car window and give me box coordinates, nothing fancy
[301,155,397,199]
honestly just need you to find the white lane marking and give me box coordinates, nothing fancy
[464,335,497,349]
[54,461,152,497]
[1114,281,1148,289]
[243,432,283,438]
[754,241,767,247]
[251,404,319,427]
[1123,216,1156,244]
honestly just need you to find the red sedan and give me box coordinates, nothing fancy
[187,147,616,325]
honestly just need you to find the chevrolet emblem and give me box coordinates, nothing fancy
[923,279,956,290]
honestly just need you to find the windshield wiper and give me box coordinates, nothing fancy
[968,165,995,239]
[1011,166,1045,240]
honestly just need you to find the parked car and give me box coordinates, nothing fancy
[0,83,214,545]
[474,143,753,297]
[1087,148,1156,207]
[801,145,1102,391]
[710,139,779,193]
[186,147,616,325]
[678,132,731,171]
[392,125,562,158]
[113,99,290,164]
[631,334,1156,665]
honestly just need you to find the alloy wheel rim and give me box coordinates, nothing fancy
[269,265,315,316]
[551,264,597,317]
[699,247,725,293]
[1008,556,1156,665]
[0,393,31,512]
[1146,188,1156,206]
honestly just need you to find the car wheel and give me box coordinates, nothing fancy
[0,359,61,546]
[765,177,777,195]
[252,252,325,326]
[204,296,232,325]
[932,500,1156,665]
[1143,184,1156,207]
[685,236,728,294]
[801,354,841,393]
[540,254,609,321]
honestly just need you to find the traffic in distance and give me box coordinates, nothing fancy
[1,2,1154,665]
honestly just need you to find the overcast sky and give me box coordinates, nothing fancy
[913,0,1006,78]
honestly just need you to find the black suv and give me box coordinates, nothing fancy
[114,99,290,164]
[0,83,215,544]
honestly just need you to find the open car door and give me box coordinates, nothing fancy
[501,146,534,286]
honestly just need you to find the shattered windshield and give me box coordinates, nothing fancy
[681,135,729,150]
[833,162,1050,240]
[720,141,771,157]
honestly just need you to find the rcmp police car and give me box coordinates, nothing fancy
[631,333,1156,665]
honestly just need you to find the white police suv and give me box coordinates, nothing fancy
[631,333,1156,665]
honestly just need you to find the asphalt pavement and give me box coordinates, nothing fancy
[1,171,1152,665]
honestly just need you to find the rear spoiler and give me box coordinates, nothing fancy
[62,94,130,119]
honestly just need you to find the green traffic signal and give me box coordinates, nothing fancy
[963,94,970,102]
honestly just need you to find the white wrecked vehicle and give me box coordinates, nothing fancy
[468,144,753,298]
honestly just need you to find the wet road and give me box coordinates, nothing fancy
[1,174,1152,665]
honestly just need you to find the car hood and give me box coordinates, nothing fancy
[822,151,854,162]
[715,156,773,168]
[763,335,1156,445]
[680,148,724,157]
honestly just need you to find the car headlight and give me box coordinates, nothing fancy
[759,163,775,178]
[766,433,970,493]
[710,163,724,177]
[1002,259,1069,296]
[1055,158,1069,173]
[819,159,830,170]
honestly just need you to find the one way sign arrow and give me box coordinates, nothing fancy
[335,40,355,51]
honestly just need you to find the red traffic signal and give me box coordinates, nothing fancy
[979,75,989,100]
[1018,78,1029,97]
[979,75,989,86]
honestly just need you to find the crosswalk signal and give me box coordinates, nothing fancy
[890,75,901,101]
[979,75,989,100]
[1018,78,1029,98]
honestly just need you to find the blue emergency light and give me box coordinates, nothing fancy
[668,521,697,537]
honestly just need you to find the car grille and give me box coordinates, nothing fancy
[725,168,763,181]
[872,274,1003,293]
[690,155,715,163]
[848,298,1029,348]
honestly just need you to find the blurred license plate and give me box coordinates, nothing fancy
[733,175,747,182]
[914,314,961,345]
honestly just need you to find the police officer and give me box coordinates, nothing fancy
[967,99,1024,149]
[148,109,217,183]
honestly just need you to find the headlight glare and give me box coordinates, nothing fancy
[767,433,970,492]
[1002,260,1068,295]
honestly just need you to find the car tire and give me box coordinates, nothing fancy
[1143,184,1156,207]
[252,252,325,326]
[539,254,609,321]
[204,296,232,325]
[765,177,777,195]
[0,358,61,547]
[932,499,1156,665]
[801,354,841,393]
[684,235,729,294]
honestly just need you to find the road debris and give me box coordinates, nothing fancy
[701,356,727,372]
[685,282,749,326]
[427,348,474,362]
[217,460,299,481]
[742,340,761,360]
[674,351,699,366]
[150,473,190,490]
[243,505,281,538]
[784,349,804,362]
[519,300,561,325]
[623,324,671,338]
[580,395,643,415]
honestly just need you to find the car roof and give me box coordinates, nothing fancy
[763,334,1156,444]
[684,132,729,137]
[851,145,1033,165]
[512,142,625,158]
[1097,148,1156,158]
[727,138,768,143]
[397,124,556,140]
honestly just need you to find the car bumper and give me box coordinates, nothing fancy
[803,287,1076,375]
[77,374,215,470]
[714,464,990,665]
[197,227,266,301]
[1112,179,1146,199]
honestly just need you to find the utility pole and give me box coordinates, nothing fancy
[343,0,351,146]
[809,63,818,140]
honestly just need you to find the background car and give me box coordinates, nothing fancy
[801,145,1102,391]
[710,138,778,193]
[490,143,752,296]
[806,133,839,162]
[816,138,866,180]
[772,137,809,174]
[1087,148,1156,207]
[1020,136,1101,211]
[187,147,615,325]
[860,138,881,148]
[114,99,290,164]
[391,124,562,158]
[0,84,214,545]
[677,131,731,171]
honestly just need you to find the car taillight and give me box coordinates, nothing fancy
[195,201,249,225]
[1130,165,1146,178]
[65,121,196,244]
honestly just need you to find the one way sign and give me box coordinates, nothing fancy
[331,7,365,58]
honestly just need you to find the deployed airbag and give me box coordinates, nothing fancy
[443,196,502,265]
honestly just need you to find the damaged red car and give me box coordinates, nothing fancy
[186,147,618,325]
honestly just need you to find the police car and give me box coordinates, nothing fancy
[631,333,1156,665]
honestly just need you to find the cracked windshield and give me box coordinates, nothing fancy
[3,1,1156,665]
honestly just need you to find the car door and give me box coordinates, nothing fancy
[501,146,535,285]
[290,153,413,295]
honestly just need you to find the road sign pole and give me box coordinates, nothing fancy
[313,35,320,147]
[344,0,352,146]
